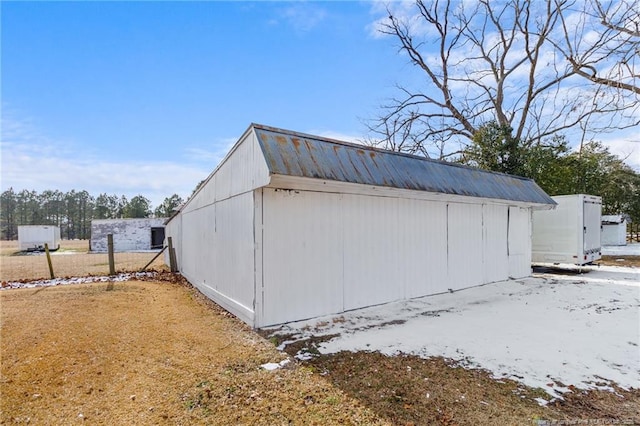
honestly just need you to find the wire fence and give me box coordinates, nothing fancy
[628,223,640,243]
[0,239,169,283]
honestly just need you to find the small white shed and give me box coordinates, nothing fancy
[601,215,627,246]
[90,218,166,252]
[165,124,555,327]
[18,225,61,251]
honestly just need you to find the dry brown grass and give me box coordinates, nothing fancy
[0,277,386,425]
[600,255,640,267]
[0,240,167,282]
[303,352,639,426]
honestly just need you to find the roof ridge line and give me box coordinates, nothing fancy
[251,123,536,183]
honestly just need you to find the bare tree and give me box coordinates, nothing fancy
[558,0,639,94]
[368,0,639,159]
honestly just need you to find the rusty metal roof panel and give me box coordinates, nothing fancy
[253,124,555,205]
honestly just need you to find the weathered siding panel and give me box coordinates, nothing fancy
[447,203,483,290]
[342,194,402,310]
[261,189,344,326]
[483,204,509,283]
[91,218,165,252]
[400,199,448,299]
[260,190,484,327]
[182,132,270,214]
[213,193,255,307]
[180,192,256,324]
[508,206,532,278]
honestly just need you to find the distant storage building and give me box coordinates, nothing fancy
[532,194,602,265]
[90,218,166,252]
[18,225,61,252]
[601,215,627,246]
[165,124,555,328]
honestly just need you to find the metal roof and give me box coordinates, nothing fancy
[252,124,555,205]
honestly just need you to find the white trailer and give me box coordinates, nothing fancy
[18,225,61,252]
[532,194,602,266]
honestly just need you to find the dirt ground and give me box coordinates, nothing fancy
[600,255,640,267]
[3,274,638,425]
[0,240,167,282]
[0,276,384,425]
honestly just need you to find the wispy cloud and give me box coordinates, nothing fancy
[183,137,237,165]
[0,113,212,207]
[270,2,328,33]
[599,132,640,171]
[310,129,364,145]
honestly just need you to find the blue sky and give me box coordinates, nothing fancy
[2,1,638,208]
[2,1,411,206]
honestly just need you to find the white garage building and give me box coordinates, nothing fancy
[165,124,555,327]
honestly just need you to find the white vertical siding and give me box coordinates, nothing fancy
[399,199,448,299]
[165,129,272,326]
[259,188,531,327]
[508,206,532,278]
[181,131,270,214]
[342,194,402,310]
[213,194,255,306]
[178,192,256,325]
[261,189,344,326]
[482,204,509,283]
[447,203,484,290]
[259,189,476,326]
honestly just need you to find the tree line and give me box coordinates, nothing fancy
[0,190,183,240]
[461,125,640,222]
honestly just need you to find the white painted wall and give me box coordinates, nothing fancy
[165,131,270,325]
[400,198,448,299]
[180,192,256,324]
[508,206,532,278]
[447,203,484,291]
[258,189,528,326]
[601,216,627,246]
[91,218,165,252]
[261,189,344,325]
[483,204,509,283]
[182,131,270,214]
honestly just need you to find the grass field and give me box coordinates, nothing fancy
[0,240,167,282]
[0,277,384,425]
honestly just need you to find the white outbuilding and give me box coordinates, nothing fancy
[601,215,628,246]
[165,124,555,328]
[18,225,61,252]
[90,218,166,252]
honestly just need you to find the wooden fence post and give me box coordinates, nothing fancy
[167,236,178,273]
[44,243,55,279]
[107,234,116,276]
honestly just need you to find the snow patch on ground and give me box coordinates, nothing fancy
[602,243,640,256]
[1,272,158,290]
[260,359,290,371]
[269,266,639,399]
